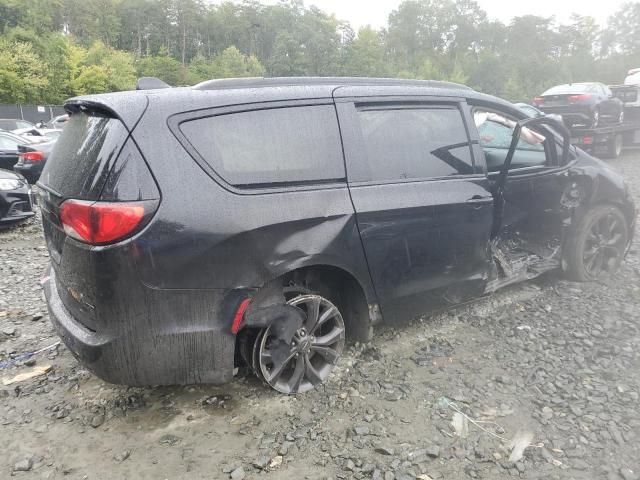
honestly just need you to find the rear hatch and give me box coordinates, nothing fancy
[38,105,159,331]
[38,111,131,262]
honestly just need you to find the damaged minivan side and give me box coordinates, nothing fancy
[38,77,635,394]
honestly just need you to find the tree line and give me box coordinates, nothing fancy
[0,0,639,105]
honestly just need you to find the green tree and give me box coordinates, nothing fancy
[137,48,186,85]
[215,46,265,77]
[0,40,48,102]
[85,41,137,91]
[342,26,389,77]
[602,2,640,56]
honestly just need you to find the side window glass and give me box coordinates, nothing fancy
[356,106,474,182]
[179,105,345,187]
[475,110,548,172]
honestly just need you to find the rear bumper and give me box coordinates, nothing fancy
[13,163,42,184]
[541,105,593,122]
[43,266,237,386]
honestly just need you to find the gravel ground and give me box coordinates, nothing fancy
[2,151,640,480]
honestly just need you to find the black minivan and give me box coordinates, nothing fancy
[38,77,635,394]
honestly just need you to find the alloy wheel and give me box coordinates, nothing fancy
[583,213,626,278]
[256,294,345,394]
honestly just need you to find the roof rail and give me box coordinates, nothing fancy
[136,77,171,90]
[192,76,472,91]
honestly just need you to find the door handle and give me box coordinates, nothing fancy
[466,195,493,203]
[466,195,493,210]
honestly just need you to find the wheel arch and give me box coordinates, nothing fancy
[279,264,376,342]
[241,262,378,343]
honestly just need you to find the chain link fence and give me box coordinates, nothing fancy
[0,104,66,124]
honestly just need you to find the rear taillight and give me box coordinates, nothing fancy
[568,93,592,103]
[59,199,155,245]
[20,151,44,162]
[583,136,594,145]
[533,96,545,105]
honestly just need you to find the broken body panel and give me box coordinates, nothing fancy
[39,80,635,386]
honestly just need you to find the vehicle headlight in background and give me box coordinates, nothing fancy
[0,179,23,191]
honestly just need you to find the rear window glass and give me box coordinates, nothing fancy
[355,106,474,182]
[543,84,598,95]
[39,112,128,199]
[179,105,345,187]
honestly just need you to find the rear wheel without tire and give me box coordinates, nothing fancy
[253,292,346,394]
[564,205,628,281]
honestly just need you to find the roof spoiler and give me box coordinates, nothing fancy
[136,77,171,90]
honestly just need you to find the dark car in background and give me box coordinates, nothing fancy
[14,140,56,183]
[534,82,624,127]
[0,131,39,170]
[0,169,35,227]
[38,77,635,394]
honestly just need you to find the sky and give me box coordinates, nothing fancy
[212,0,628,30]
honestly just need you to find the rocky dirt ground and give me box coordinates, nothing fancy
[2,151,640,480]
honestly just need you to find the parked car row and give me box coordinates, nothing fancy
[0,115,66,227]
[0,115,66,182]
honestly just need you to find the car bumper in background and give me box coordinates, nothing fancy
[541,105,593,122]
[0,186,35,225]
[13,163,43,184]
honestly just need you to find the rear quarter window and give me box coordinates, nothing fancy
[178,105,345,187]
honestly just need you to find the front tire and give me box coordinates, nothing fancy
[564,205,629,281]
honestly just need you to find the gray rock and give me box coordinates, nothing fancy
[345,459,356,471]
[354,425,370,436]
[114,450,131,462]
[230,466,245,480]
[2,326,16,336]
[375,446,395,456]
[407,449,428,463]
[278,441,293,456]
[159,434,181,446]
[426,445,440,458]
[13,458,33,472]
[620,468,639,480]
[90,414,105,428]
[252,456,270,469]
[541,406,554,420]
